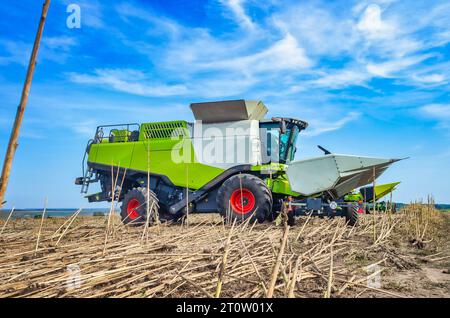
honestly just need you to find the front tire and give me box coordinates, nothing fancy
[217,174,272,223]
[121,187,159,225]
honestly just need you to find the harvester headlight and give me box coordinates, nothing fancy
[329,201,338,210]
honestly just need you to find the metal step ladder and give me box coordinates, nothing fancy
[81,167,94,194]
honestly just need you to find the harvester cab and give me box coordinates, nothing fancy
[76,99,403,226]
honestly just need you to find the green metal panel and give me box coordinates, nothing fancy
[129,139,224,189]
[373,182,400,200]
[251,163,287,173]
[88,137,225,190]
[139,121,188,140]
[266,176,299,196]
[89,142,136,168]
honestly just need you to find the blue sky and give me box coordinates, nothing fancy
[1,0,450,208]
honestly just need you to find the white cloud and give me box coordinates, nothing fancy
[304,112,361,137]
[366,54,433,77]
[421,104,450,119]
[73,120,98,137]
[58,1,450,100]
[43,36,77,50]
[41,36,78,64]
[221,0,256,30]
[412,73,446,84]
[116,2,181,37]
[0,40,30,66]
[309,68,371,89]
[0,37,78,66]
[197,33,312,73]
[271,4,357,57]
[69,69,188,97]
[357,4,395,39]
[420,103,450,130]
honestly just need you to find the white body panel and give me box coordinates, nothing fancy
[191,120,262,170]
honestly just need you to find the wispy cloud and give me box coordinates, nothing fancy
[420,104,450,130]
[356,3,396,40]
[0,40,31,66]
[220,0,256,30]
[366,54,434,78]
[308,67,371,89]
[304,112,361,137]
[412,73,446,84]
[68,69,188,97]
[0,36,78,66]
[421,104,450,119]
[196,33,312,74]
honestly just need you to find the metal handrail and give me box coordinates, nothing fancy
[94,123,140,143]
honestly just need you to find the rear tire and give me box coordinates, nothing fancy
[217,174,272,223]
[345,204,360,226]
[121,187,159,226]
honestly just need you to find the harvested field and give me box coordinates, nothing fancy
[0,205,449,298]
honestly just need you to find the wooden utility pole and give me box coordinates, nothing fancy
[0,0,51,208]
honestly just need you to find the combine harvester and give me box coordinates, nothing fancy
[76,100,403,225]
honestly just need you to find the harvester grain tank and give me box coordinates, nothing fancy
[76,100,403,225]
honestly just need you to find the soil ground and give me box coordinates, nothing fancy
[0,210,449,298]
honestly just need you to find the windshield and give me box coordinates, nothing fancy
[280,125,300,163]
[260,122,300,164]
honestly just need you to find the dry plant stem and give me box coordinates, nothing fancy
[51,209,80,239]
[0,206,14,236]
[324,245,334,298]
[104,164,120,253]
[55,209,82,246]
[141,201,155,243]
[34,198,47,255]
[237,234,268,294]
[185,165,189,226]
[179,273,214,298]
[0,204,440,298]
[144,147,152,240]
[295,211,313,241]
[215,219,236,298]
[266,224,290,298]
[288,256,301,298]
[113,167,128,232]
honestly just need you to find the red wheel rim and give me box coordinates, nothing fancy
[230,188,256,215]
[127,198,140,220]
